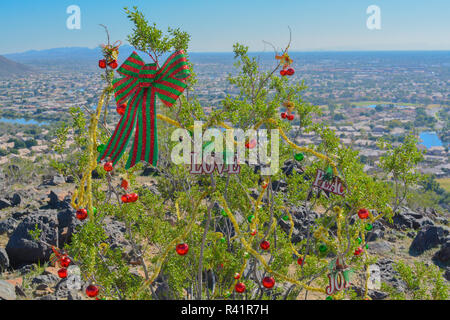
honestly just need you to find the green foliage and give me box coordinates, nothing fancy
[382,261,449,300]
[28,223,42,242]
[378,134,425,211]
[125,6,190,61]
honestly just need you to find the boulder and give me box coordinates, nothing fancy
[375,258,406,292]
[31,273,59,287]
[0,198,12,210]
[281,159,305,177]
[141,166,159,176]
[52,175,66,185]
[433,240,450,264]
[391,207,434,231]
[366,219,386,242]
[0,280,16,300]
[409,225,449,256]
[0,217,19,235]
[445,268,450,281]
[103,217,131,251]
[278,206,319,243]
[368,241,392,254]
[9,193,22,207]
[5,211,74,267]
[0,248,9,270]
[271,180,287,192]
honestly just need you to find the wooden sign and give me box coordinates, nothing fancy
[326,270,351,295]
[190,152,240,175]
[312,169,346,196]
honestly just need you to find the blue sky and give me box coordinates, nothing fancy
[1,0,449,54]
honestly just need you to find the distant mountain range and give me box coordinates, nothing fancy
[0,55,33,77]
[2,45,236,69]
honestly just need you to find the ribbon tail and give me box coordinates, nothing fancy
[125,88,158,169]
[98,90,141,166]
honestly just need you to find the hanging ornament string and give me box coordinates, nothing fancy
[98,51,191,169]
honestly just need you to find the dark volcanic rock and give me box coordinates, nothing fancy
[281,159,305,177]
[409,225,449,256]
[352,286,388,300]
[141,166,159,176]
[391,207,434,231]
[366,219,386,242]
[433,240,450,264]
[31,273,59,287]
[9,193,22,207]
[102,217,131,251]
[375,258,406,292]
[271,180,287,192]
[278,206,319,243]
[0,198,12,210]
[0,248,9,270]
[5,210,78,267]
[0,217,19,235]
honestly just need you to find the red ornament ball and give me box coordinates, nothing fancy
[103,162,113,172]
[121,194,130,203]
[287,114,295,121]
[297,257,304,265]
[86,285,99,298]
[358,208,369,219]
[235,282,246,293]
[116,103,126,116]
[60,256,71,268]
[280,69,287,76]
[121,179,129,190]
[281,112,287,119]
[354,247,363,256]
[250,229,257,236]
[129,193,139,203]
[262,276,275,289]
[260,240,270,250]
[58,268,67,279]
[234,273,241,280]
[286,67,295,76]
[176,243,189,256]
[76,208,88,221]
[108,60,118,69]
[98,59,106,69]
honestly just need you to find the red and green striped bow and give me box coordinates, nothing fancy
[98,50,191,169]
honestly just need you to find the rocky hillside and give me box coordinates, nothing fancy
[0,164,448,300]
[0,55,33,78]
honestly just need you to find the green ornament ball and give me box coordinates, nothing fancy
[244,252,250,259]
[365,223,373,231]
[221,209,228,217]
[248,215,255,223]
[365,244,369,249]
[282,215,289,221]
[319,244,327,253]
[97,144,105,153]
[294,153,304,161]
[224,291,231,298]
[326,296,333,300]
[357,237,362,244]
[88,207,98,215]
[220,237,226,243]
